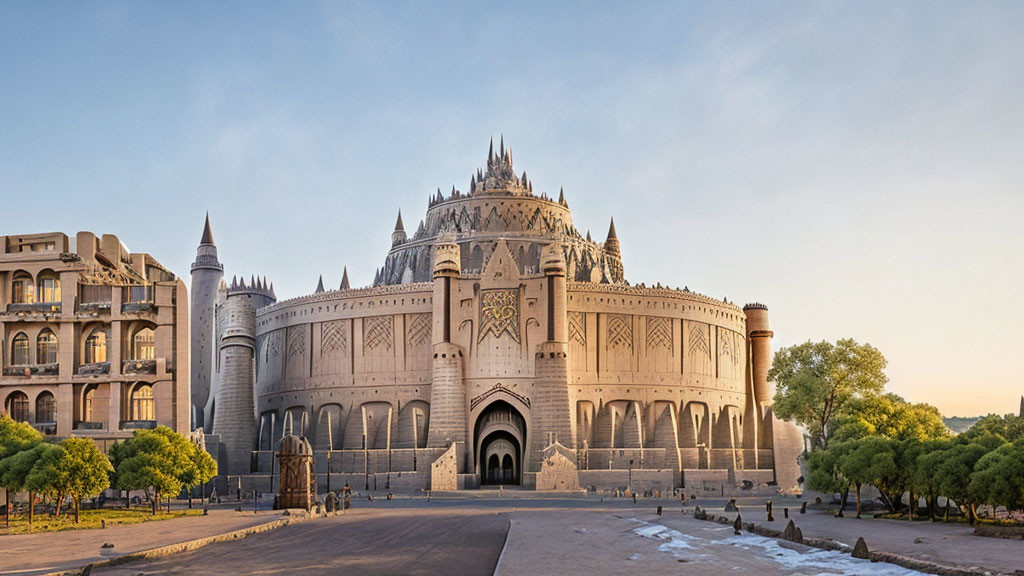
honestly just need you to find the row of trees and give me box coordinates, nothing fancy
[771,339,1024,523]
[0,417,216,525]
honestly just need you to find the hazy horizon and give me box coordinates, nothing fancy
[1,1,1021,417]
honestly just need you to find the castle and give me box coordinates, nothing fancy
[192,139,802,492]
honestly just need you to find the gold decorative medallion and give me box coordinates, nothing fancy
[479,289,520,343]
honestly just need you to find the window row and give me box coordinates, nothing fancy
[5,384,156,426]
[10,271,61,305]
[8,327,155,366]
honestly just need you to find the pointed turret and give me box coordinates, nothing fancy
[500,134,505,159]
[315,275,325,293]
[488,137,494,163]
[604,217,620,255]
[586,230,592,242]
[340,267,350,290]
[558,187,565,205]
[392,210,407,246]
[200,211,215,245]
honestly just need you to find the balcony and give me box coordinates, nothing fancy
[75,421,105,431]
[78,285,112,313]
[6,302,62,315]
[121,285,154,313]
[122,359,157,375]
[77,362,111,376]
[2,363,59,377]
[120,420,157,431]
[32,422,57,436]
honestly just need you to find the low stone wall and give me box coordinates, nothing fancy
[974,523,1024,540]
[578,469,674,492]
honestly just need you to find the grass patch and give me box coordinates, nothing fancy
[3,508,203,534]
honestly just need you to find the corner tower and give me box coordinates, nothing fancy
[212,276,276,475]
[190,213,223,430]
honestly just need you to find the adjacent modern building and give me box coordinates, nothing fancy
[195,139,803,492]
[0,232,189,450]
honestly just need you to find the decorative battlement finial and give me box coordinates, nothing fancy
[743,302,769,311]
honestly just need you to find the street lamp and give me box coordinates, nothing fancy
[628,459,634,496]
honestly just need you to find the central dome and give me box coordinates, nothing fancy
[374,138,624,286]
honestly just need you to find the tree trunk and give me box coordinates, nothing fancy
[28,491,34,527]
[855,483,862,518]
[74,497,80,523]
[968,503,976,526]
[54,494,61,517]
[836,489,849,517]
[5,488,9,528]
[152,493,158,515]
[909,490,915,520]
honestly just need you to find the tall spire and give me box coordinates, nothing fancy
[200,211,215,245]
[392,210,407,246]
[315,275,325,293]
[340,266,350,290]
[394,210,405,232]
[500,134,505,159]
[604,217,620,256]
[488,137,494,163]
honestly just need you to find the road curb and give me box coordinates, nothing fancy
[492,515,514,576]
[40,514,309,576]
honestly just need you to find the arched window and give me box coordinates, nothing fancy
[36,392,56,423]
[131,384,154,421]
[11,272,34,304]
[37,271,60,303]
[11,333,29,365]
[37,330,58,364]
[83,386,96,421]
[132,328,155,360]
[84,328,107,364]
[7,392,29,422]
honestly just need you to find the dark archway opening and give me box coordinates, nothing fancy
[474,400,526,486]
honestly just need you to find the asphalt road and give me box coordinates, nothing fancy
[95,508,510,576]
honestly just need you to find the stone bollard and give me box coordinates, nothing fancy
[766,500,774,522]
[657,506,663,516]
[733,513,743,535]
[852,537,870,559]
[100,519,106,529]
[782,520,798,542]
[800,501,807,514]
[784,508,789,519]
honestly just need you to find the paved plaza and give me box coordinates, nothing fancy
[2,495,1022,576]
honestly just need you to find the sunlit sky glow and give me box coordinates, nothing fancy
[1,1,1021,416]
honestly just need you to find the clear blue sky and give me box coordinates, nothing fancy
[1,1,1021,416]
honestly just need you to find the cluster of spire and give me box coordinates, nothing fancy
[314,267,351,293]
[228,274,275,298]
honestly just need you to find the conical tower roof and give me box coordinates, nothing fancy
[315,275,325,293]
[607,217,618,240]
[394,210,405,232]
[340,266,350,290]
[200,212,215,245]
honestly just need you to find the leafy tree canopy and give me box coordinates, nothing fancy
[962,413,1024,443]
[770,339,888,449]
[833,393,949,444]
[0,416,42,459]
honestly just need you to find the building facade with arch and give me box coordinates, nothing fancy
[199,140,803,492]
[0,231,189,450]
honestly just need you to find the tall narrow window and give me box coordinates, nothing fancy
[36,392,56,423]
[12,273,33,304]
[133,328,155,360]
[85,329,107,363]
[131,384,154,420]
[7,392,29,422]
[83,387,95,421]
[37,272,61,303]
[37,330,58,364]
[12,333,29,365]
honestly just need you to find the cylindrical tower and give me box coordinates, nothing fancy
[743,303,774,407]
[212,278,275,475]
[190,213,223,430]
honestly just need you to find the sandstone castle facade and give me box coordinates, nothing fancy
[193,139,802,492]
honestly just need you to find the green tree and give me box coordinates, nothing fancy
[769,339,888,450]
[24,443,66,517]
[832,394,950,445]
[968,439,1024,513]
[112,426,214,514]
[0,442,59,526]
[937,438,997,524]
[806,441,854,514]
[962,413,1024,443]
[56,438,112,523]
[0,416,42,526]
[840,436,898,518]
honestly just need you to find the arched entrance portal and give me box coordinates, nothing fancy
[475,400,526,486]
